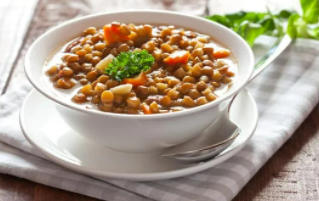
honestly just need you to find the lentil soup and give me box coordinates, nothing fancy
[44,22,237,114]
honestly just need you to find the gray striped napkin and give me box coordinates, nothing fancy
[0,38,319,201]
[0,0,38,93]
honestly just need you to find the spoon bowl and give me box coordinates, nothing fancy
[161,97,240,162]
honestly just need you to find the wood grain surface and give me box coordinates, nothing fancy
[1,0,318,200]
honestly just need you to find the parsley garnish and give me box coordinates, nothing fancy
[105,50,154,81]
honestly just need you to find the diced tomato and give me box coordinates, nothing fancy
[103,24,130,44]
[213,49,230,58]
[142,104,151,114]
[163,50,190,65]
[122,72,148,87]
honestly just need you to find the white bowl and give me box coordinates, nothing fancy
[25,10,254,153]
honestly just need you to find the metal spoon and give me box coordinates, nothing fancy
[161,96,240,162]
[161,35,292,162]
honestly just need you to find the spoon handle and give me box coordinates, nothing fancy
[250,34,292,82]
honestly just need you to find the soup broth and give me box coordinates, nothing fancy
[44,22,237,114]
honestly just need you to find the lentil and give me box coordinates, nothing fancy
[45,22,236,114]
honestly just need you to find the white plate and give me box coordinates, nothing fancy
[20,89,258,181]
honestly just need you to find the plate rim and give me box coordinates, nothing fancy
[20,89,258,181]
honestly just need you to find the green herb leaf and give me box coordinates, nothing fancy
[206,10,293,46]
[287,13,301,38]
[205,15,232,27]
[205,0,319,45]
[277,10,294,19]
[105,50,154,81]
[286,13,319,39]
[301,0,319,23]
[307,24,319,39]
[237,21,265,46]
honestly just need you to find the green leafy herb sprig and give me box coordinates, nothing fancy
[106,50,154,81]
[206,0,319,46]
[287,0,319,39]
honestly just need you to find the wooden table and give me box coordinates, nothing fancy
[1,0,318,200]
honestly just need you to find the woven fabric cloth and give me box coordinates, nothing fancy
[0,38,319,201]
[0,0,38,93]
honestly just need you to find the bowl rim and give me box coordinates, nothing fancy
[24,10,254,119]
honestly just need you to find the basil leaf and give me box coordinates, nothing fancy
[205,0,319,45]
[237,21,265,46]
[287,13,301,38]
[307,24,319,39]
[277,10,294,19]
[206,11,283,46]
[301,0,319,23]
[206,15,232,27]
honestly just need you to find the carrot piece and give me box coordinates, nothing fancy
[110,24,120,34]
[163,50,190,65]
[122,72,148,87]
[103,25,117,44]
[103,24,129,44]
[213,49,230,58]
[142,104,152,114]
